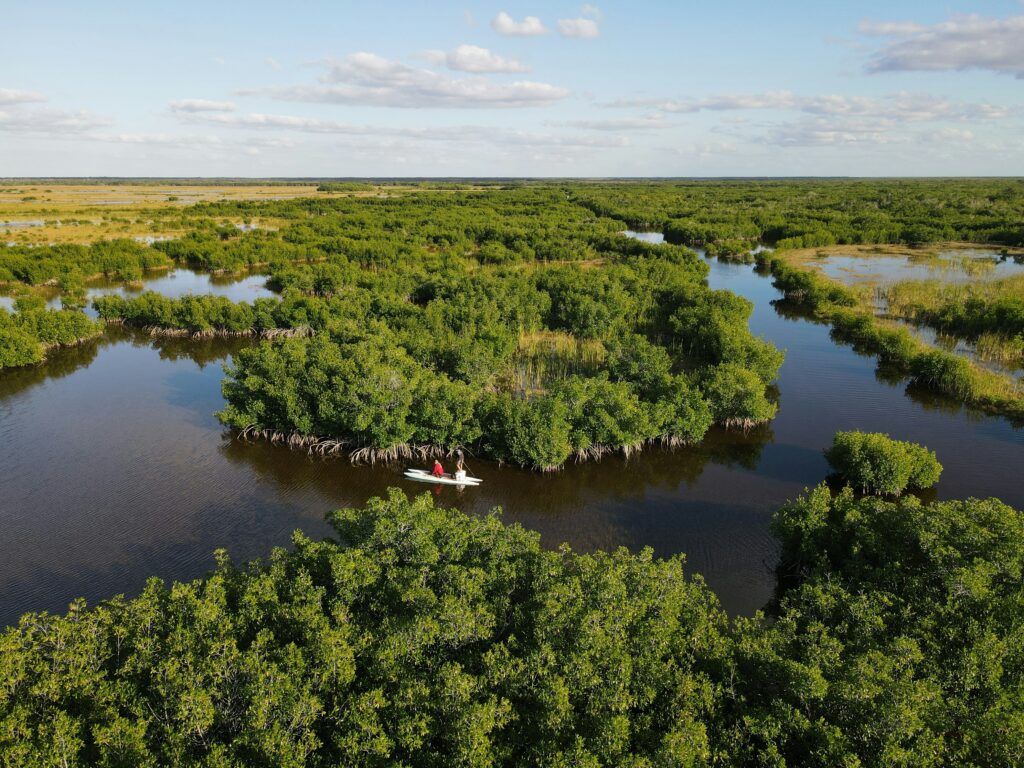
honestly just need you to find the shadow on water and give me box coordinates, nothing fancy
[1,237,1022,626]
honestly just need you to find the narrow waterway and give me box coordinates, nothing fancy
[1,244,1021,626]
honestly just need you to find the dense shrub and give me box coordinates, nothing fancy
[825,431,943,495]
[3,466,1022,767]
[909,350,975,400]
[756,484,1024,766]
[477,393,574,470]
[699,363,778,428]
[0,238,170,285]
[0,489,730,766]
[0,304,101,369]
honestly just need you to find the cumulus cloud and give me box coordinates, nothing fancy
[169,98,237,113]
[417,44,529,73]
[248,52,568,108]
[558,17,600,38]
[491,11,547,36]
[860,14,1024,77]
[0,88,46,106]
[611,90,1011,123]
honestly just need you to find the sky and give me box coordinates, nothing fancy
[1,0,1023,177]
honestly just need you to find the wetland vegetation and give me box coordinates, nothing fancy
[1,179,1023,766]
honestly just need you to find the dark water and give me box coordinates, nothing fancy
[1,252,1022,626]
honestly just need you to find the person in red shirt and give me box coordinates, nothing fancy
[431,459,445,478]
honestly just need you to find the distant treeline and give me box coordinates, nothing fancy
[569,179,1024,248]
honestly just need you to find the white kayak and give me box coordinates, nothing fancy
[404,468,482,486]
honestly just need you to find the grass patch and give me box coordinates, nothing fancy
[759,251,1024,423]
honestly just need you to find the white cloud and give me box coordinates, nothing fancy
[417,44,529,74]
[175,109,626,151]
[581,4,603,21]
[265,57,282,70]
[0,107,109,134]
[491,11,547,36]
[0,88,46,106]
[91,132,298,151]
[860,14,1024,77]
[764,117,909,147]
[169,98,237,113]
[546,114,666,131]
[611,90,1011,123]
[921,127,975,143]
[558,17,600,39]
[249,53,568,108]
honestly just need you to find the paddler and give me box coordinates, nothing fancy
[431,458,445,478]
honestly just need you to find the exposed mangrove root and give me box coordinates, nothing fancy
[41,331,104,354]
[103,318,315,341]
[571,441,646,463]
[238,425,324,447]
[235,428,452,465]
[721,417,770,431]
[234,426,704,471]
[658,435,699,449]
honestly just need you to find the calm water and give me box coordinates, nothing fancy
[1,248,1022,626]
[0,268,275,314]
[817,249,1024,286]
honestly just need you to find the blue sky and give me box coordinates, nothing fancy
[2,1,1022,176]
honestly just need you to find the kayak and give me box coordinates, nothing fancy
[404,468,482,486]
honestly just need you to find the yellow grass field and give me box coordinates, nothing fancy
[0,182,438,245]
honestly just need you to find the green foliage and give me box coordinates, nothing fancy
[824,431,943,495]
[759,484,1024,767]
[477,393,573,470]
[3,468,1022,767]
[0,316,44,367]
[669,288,784,384]
[573,179,1024,249]
[0,304,101,369]
[699,363,778,428]
[0,489,730,766]
[909,350,975,400]
[548,375,654,455]
[0,238,170,285]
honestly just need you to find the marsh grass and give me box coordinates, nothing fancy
[883,274,1024,320]
[509,330,606,393]
[760,251,1024,423]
